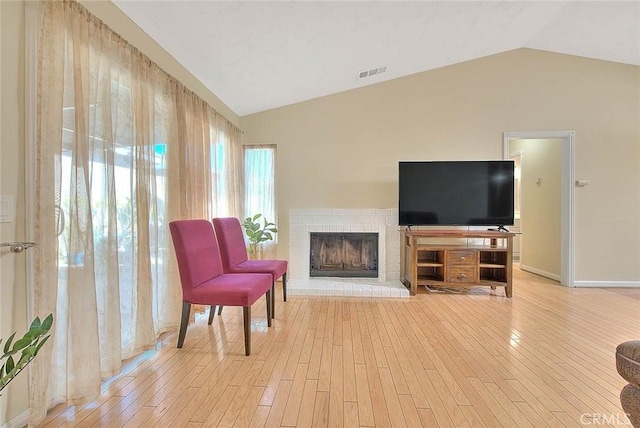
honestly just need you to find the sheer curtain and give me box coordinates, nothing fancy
[30,1,242,425]
[244,145,277,258]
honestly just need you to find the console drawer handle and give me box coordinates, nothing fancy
[459,256,466,261]
[457,273,466,279]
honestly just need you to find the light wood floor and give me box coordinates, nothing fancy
[40,268,639,427]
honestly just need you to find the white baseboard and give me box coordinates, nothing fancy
[1,410,28,428]
[520,264,561,282]
[573,280,640,288]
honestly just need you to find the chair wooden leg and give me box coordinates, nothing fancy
[208,305,216,325]
[218,305,223,315]
[271,281,276,319]
[283,272,287,302]
[177,302,191,348]
[266,289,272,328]
[243,306,251,356]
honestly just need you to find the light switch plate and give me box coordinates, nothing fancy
[0,195,15,223]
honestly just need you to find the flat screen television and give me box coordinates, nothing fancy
[398,160,515,227]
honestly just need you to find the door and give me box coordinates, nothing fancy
[504,131,575,286]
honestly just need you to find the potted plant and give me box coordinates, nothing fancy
[242,214,277,259]
[1,314,53,395]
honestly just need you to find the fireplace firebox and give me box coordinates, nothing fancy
[310,232,378,278]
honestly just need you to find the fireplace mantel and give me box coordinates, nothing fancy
[287,208,408,297]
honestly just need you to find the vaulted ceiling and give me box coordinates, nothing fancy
[114,1,640,116]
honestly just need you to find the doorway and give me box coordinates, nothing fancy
[503,131,575,286]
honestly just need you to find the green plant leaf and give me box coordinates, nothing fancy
[5,356,14,374]
[4,366,18,380]
[24,328,45,341]
[22,345,37,359]
[29,316,41,331]
[17,354,31,370]
[3,332,16,355]
[243,214,278,246]
[0,314,52,394]
[41,314,53,331]
[12,337,32,352]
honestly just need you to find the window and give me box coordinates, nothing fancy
[244,145,276,234]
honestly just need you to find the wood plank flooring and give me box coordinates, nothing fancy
[40,268,639,427]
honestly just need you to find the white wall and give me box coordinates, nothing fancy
[1,0,29,424]
[510,139,562,280]
[241,48,640,284]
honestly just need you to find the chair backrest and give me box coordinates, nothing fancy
[169,219,224,301]
[212,217,249,270]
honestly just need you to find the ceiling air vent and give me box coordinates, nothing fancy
[358,66,387,79]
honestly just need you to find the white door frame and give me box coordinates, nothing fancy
[509,151,523,261]
[503,131,575,287]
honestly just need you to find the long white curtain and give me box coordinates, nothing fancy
[244,145,277,258]
[30,1,242,424]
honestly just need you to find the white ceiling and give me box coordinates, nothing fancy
[113,1,640,116]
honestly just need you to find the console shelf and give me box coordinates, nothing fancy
[400,230,516,297]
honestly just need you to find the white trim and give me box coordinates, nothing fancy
[503,131,575,287]
[520,264,561,282]
[0,410,29,428]
[504,130,574,139]
[573,281,640,288]
[509,151,523,220]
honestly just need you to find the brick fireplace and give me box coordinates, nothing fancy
[288,209,409,297]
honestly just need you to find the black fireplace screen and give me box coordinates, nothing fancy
[310,232,378,278]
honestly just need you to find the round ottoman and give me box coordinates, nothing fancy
[616,340,640,427]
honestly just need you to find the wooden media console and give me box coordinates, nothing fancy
[400,229,516,297]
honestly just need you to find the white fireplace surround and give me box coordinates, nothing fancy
[288,208,409,297]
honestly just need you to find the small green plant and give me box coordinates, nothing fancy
[242,214,278,257]
[0,314,53,395]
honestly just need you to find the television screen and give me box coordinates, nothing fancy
[398,160,514,227]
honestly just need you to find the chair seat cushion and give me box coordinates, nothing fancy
[227,259,288,280]
[188,273,273,307]
[616,340,640,386]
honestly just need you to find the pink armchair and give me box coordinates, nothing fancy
[169,219,273,356]
[212,217,288,318]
